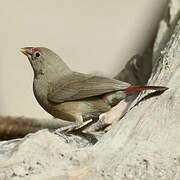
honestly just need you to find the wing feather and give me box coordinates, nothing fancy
[48,72,130,103]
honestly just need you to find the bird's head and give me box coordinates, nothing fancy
[21,47,71,78]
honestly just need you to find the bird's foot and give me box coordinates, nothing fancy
[54,123,79,142]
[55,123,79,133]
[54,119,93,142]
[54,130,71,143]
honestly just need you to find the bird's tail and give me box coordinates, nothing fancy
[121,85,168,92]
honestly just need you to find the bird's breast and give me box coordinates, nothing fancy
[33,79,50,109]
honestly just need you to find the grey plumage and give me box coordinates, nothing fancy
[21,47,168,131]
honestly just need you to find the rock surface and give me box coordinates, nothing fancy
[1,0,180,179]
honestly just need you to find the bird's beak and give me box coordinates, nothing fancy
[20,47,33,56]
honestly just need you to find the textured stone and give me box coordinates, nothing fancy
[1,1,180,179]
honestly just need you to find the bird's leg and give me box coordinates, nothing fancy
[54,123,78,142]
[54,114,84,134]
[54,115,95,143]
[54,123,79,134]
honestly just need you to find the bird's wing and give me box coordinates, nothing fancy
[48,72,130,103]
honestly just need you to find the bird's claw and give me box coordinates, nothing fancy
[54,129,71,143]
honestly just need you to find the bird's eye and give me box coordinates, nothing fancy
[34,51,41,58]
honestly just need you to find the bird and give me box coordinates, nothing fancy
[21,47,168,133]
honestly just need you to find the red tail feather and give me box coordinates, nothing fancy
[121,85,168,92]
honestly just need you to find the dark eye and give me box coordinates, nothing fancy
[35,51,41,58]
